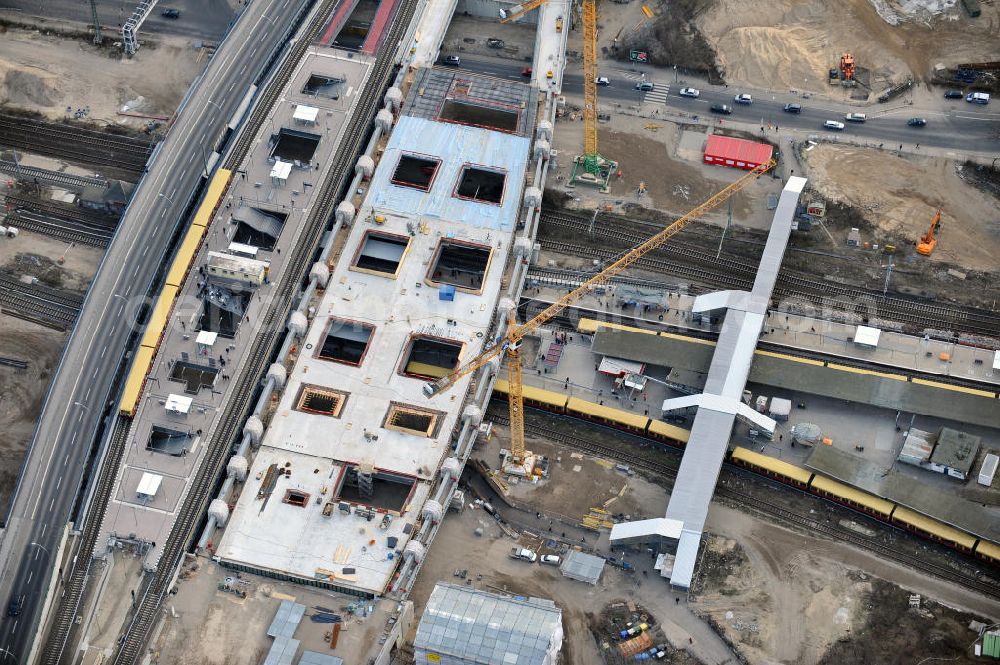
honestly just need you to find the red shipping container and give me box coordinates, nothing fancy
[703,134,774,170]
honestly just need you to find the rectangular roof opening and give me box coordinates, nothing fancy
[352,231,409,276]
[318,319,374,365]
[283,489,310,507]
[147,425,191,457]
[384,403,443,437]
[169,361,218,394]
[439,99,519,133]
[295,385,347,417]
[401,336,463,379]
[334,464,416,514]
[455,165,505,205]
[391,154,441,192]
[428,239,491,292]
[270,128,321,163]
[302,74,345,99]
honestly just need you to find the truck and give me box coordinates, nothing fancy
[510,547,537,562]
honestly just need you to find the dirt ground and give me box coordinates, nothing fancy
[549,114,784,230]
[696,0,1000,95]
[0,316,65,506]
[803,144,1000,271]
[0,230,101,506]
[0,24,207,124]
[0,230,104,293]
[693,533,987,665]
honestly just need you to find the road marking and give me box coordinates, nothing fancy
[40,524,46,538]
[33,548,40,561]
[56,475,62,490]
[48,498,55,513]
[100,345,107,359]
[142,244,150,258]
[26,571,32,584]
[85,384,92,399]
[63,453,69,466]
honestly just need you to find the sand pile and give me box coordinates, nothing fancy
[715,26,830,92]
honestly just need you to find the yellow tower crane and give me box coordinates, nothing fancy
[424,160,777,466]
[500,0,611,182]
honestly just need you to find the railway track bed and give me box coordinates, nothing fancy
[0,274,81,329]
[0,114,153,176]
[536,223,1000,340]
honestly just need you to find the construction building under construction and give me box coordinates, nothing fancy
[215,69,537,596]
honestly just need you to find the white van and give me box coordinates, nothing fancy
[967,92,990,104]
[845,112,866,123]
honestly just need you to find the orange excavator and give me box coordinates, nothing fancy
[840,53,856,82]
[916,209,942,256]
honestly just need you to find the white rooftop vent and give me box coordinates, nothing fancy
[270,160,292,186]
[853,325,881,348]
[292,105,319,124]
[165,394,193,414]
[196,330,218,348]
[137,472,163,499]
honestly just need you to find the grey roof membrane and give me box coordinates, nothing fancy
[930,428,981,474]
[591,331,1000,430]
[805,445,1000,542]
[559,550,605,584]
[414,584,562,664]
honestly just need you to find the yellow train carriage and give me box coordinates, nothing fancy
[891,506,977,552]
[194,168,232,227]
[809,475,895,518]
[974,539,1000,566]
[492,379,569,411]
[731,447,813,488]
[140,285,179,351]
[566,397,649,434]
[119,345,156,417]
[646,418,690,447]
[166,224,208,288]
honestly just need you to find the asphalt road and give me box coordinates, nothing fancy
[0,0,236,43]
[0,0,308,661]
[455,54,1000,153]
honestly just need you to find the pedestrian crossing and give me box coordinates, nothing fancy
[642,85,670,104]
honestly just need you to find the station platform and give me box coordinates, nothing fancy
[522,275,1000,387]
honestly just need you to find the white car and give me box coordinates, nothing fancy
[844,112,866,123]
[823,120,845,130]
[540,554,562,565]
[679,87,700,98]
[596,76,610,86]
[734,93,752,104]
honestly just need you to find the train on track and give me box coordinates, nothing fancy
[490,378,1000,568]
[118,168,233,417]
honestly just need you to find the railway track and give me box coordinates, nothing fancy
[0,274,82,330]
[3,194,119,228]
[538,212,1000,339]
[105,2,419,662]
[0,160,108,191]
[41,419,132,664]
[8,210,113,247]
[0,114,153,175]
[487,410,1000,600]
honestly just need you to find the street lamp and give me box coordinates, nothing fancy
[30,541,51,560]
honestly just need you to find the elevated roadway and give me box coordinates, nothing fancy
[0,0,310,660]
[454,54,1000,152]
